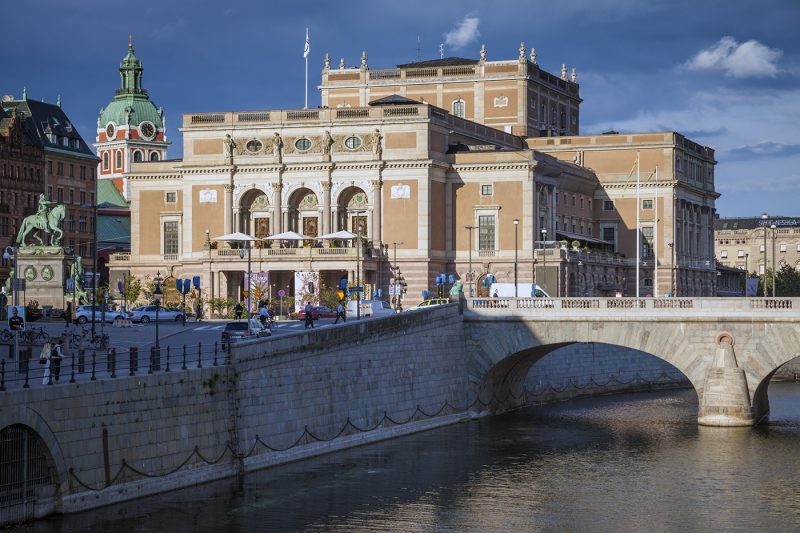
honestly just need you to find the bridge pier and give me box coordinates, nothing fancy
[697,332,754,427]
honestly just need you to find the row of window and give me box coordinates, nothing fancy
[603,199,656,212]
[1,163,42,182]
[676,153,712,183]
[46,185,94,206]
[720,244,800,258]
[47,134,82,150]
[46,161,94,180]
[559,192,592,210]
[102,149,160,171]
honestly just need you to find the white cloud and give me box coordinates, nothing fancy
[684,36,782,78]
[443,15,480,50]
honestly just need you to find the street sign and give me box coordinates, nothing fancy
[348,286,364,294]
[278,289,286,297]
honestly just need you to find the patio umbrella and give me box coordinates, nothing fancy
[316,230,356,240]
[265,231,311,241]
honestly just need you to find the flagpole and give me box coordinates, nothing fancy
[304,28,309,109]
[654,164,659,297]
[636,151,640,298]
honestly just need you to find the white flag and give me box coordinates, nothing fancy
[303,28,310,59]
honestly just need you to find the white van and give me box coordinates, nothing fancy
[489,283,551,298]
[346,299,395,317]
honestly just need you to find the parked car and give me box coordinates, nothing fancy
[296,305,337,320]
[407,298,450,311]
[221,321,250,348]
[128,305,185,323]
[74,305,126,324]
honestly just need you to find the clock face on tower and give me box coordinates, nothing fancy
[140,121,155,140]
[106,123,116,139]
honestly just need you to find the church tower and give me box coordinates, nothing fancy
[95,36,168,198]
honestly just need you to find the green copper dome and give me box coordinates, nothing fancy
[99,39,163,130]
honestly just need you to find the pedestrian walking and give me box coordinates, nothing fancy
[304,301,314,329]
[234,302,244,320]
[195,302,202,322]
[50,339,65,382]
[65,302,72,326]
[334,302,346,324]
[40,340,52,385]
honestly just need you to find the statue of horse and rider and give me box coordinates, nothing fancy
[15,194,65,247]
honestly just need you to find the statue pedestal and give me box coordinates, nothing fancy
[17,248,71,312]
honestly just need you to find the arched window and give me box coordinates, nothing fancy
[452,99,465,118]
[115,151,122,169]
[150,152,160,161]
[133,150,143,162]
[103,153,109,170]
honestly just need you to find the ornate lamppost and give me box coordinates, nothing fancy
[464,225,475,297]
[761,213,768,296]
[392,241,404,311]
[153,271,163,350]
[771,223,777,297]
[540,228,547,293]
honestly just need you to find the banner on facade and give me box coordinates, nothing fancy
[745,277,760,297]
[294,271,319,311]
[245,272,270,301]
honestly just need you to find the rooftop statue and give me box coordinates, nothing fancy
[16,193,65,248]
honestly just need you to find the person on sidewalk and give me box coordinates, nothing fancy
[50,338,65,382]
[234,302,244,320]
[334,302,346,324]
[304,301,314,329]
[40,340,52,385]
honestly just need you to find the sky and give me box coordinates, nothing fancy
[4,0,799,218]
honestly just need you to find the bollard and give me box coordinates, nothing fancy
[90,351,97,381]
[70,353,76,383]
[165,345,171,372]
[78,349,85,373]
[150,346,161,372]
[197,342,203,369]
[19,346,32,373]
[109,348,116,378]
[182,344,187,370]
[213,341,218,367]
[1,359,5,391]
[129,347,138,376]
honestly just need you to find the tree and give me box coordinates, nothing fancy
[122,274,143,307]
[776,264,800,296]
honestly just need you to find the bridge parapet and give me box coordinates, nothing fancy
[465,297,797,319]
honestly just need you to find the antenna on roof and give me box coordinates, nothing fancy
[416,36,422,62]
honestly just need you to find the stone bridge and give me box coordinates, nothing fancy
[464,297,800,426]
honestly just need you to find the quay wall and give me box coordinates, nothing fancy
[2,304,693,521]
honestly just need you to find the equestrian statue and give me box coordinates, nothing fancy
[16,193,65,247]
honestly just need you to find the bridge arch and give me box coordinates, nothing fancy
[0,405,68,522]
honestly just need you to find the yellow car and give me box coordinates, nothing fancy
[408,298,450,311]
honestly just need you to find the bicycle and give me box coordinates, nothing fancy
[19,327,49,344]
[88,333,110,350]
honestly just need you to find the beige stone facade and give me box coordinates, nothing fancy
[111,50,720,310]
[715,216,800,276]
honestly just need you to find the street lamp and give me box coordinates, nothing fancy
[667,242,675,296]
[771,224,777,297]
[761,213,768,296]
[513,219,519,298]
[540,229,547,293]
[464,225,476,297]
[153,271,163,349]
[238,241,252,325]
[392,241,404,311]
[3,246,19,363]
[350,209,366,319]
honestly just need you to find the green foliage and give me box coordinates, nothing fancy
[209,297,237,318]
[25,299,40,312]
[122,274,143,306]
[318,286,341,309]
[776,264,800,296]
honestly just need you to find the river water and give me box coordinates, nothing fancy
[31,383,800,532]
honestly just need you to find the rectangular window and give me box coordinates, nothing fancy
[642,199,653,209]
[603,226,615,242]
[603,200,614,211]
[481,184,493,196]
[80,166,85,179]
[720,250,728,258]
[759,244,765,252]
[48,161,52,174]
[165,192,177,203]
[80,191,86,205]
[78,216,86,233]
[642,226,654,258]
[580,197,584,209]
[164,221,179,255]
[780,244,787,252]
[563,193,567,204]
[57,162,63,175]
[571,195,576,207]
[69,164,74,178]
[738,250,745,257]
[69,189,74,204]
[478,215,495,250]
[57,187,63,203]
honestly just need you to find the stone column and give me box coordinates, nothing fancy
[372,178,382,245]
[272,182,283,234]
[698,332,754,426]
[322,180,332,235]
[223,185,233,234]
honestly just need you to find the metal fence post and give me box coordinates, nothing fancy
[91,351,97,381]
[182,344,187,370]
[197,342,203,369]
[109,348,116,378]
[213,341,218,367]
[70,353,76,383]
[130,347,138,375]
[78,349,85,373]
[0,359,4,391]
[165,345,171,372]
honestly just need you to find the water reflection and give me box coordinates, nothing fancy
[28,384,800,533]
